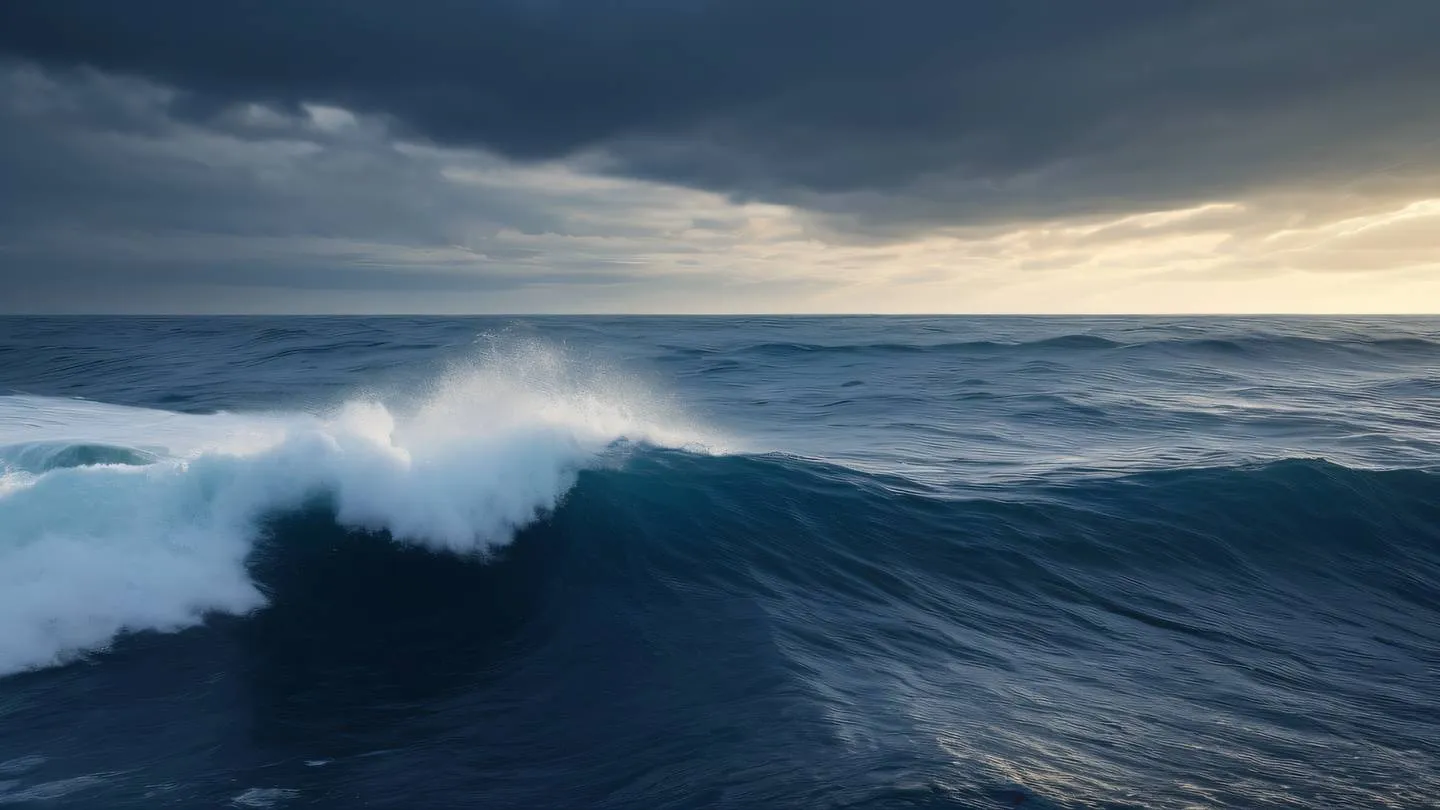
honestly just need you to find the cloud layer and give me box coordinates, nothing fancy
[1,2,1438,311]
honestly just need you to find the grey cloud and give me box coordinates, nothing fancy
[3,1,1439,229]
[0,68,560,244]
[0,66,689,309]
[0,64,834,311]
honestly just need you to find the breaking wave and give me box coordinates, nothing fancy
[0,345,717,675]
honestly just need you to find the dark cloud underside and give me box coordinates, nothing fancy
[4,1,1439,227]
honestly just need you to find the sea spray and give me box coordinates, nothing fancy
[0,343,717,674]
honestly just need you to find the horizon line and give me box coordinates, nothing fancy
[1,312,1438,319]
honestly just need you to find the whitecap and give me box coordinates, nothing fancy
[0,341,723,675]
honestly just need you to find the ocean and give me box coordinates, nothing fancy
[0,315,1437,809]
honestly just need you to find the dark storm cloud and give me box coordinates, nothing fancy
[4,1,1439,229]
[0,65,695,310]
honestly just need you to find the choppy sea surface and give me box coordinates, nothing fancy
[0,316,1437,809]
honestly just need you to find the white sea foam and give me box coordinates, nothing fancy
[231,787,300,808]
[0,758,45,778]
[0,343,716,676]
[0,775,109,804]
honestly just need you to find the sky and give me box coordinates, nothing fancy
[1,1,1438,314]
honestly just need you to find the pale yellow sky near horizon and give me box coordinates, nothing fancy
[159,158,1440,315]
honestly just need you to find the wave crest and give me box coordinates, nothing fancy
[0,342,715,675]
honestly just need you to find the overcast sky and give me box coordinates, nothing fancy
[2,1,1438,313]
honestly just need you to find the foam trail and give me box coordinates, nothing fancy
[0,343,715,675]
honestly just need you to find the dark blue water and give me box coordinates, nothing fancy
[1,316,1438,809]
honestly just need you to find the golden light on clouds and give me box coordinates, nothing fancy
[435,166,1440,314]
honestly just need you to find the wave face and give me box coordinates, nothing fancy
[0,315,1438,809]
[0,344,713,675]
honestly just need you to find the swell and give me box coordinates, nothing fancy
[232,451,1440,664]
[6,414,1439,680]
[703,333,1440,359]
[572,451,1440,585]
[6,442,1438,808]
[714,336,1118,356]
[552,452,1440,807]
[250,451,1440,805]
